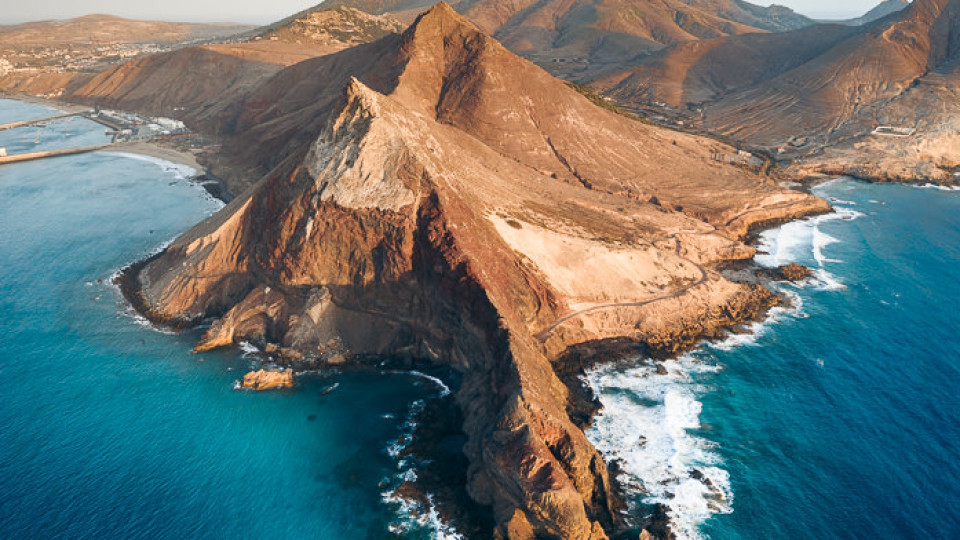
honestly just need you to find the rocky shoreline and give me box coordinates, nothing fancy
[114,235,812,540]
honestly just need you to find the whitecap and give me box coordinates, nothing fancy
[754,217,815,268]
[828,197,857,206]
[407,370,452,397]
[381,398,464,538]
[756,205,861,291]
[585,356,730,540]
[100,151,225,210]
[917,183,960,191]
[101,151,196,180]
[238,341,260,356]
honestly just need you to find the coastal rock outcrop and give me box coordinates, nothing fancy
[241,369,295,390]
[775,263,814,282]
[119,4,828,538]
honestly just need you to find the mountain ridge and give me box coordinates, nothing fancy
[108,4,828,538]
[595,0,960,183]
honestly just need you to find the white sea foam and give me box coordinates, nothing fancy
[102,151,196,179]
[755,204,862,290]
[102,151,225,211]
[99,265,179,335]
[584,185,864,537]
[828,197,857,205]
[754,217,815,268]
[407,370,452,397]
[586,356,730,540]
[584,284,814,538]
[382,492,464,539]
[380,398,464,538]
[238,341,260,357]
[711,286,805,351]
[917,183,960,191]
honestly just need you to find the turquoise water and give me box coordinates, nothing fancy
[589,180,960,539]
[0,99,447,539]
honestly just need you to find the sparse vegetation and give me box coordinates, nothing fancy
[564,82,651,124]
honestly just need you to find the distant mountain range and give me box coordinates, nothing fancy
[826,0,911,25]
[596,0,959,182]
[324,0,817,79]
[0,14,250,46]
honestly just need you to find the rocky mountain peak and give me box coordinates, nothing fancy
[112,3,830,537]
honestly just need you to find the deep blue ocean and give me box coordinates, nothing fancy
[2,97,959,540]
[0,99,451,539]
[588,180,960,539]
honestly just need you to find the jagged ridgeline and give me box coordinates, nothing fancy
[112,4,828,538]
[325,0,814,80]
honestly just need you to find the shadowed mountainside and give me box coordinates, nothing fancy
[64,8,408,134]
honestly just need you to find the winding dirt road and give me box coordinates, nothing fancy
[535,237,709,342]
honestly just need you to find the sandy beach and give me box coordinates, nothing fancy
[117,141,204,172]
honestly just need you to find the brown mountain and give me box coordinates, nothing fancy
[678,0,813,31]
[0,14,249,46]
[246,6,403,47]
[325,0,804,80]
[598,0,960,183]
[0,14,253,98]
[107,4,826,538]
[65,7,406,127]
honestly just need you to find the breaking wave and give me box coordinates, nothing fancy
[103,151,225,211]
[585,184,861,538]
[755,203,862,291]
[382,394,463,539]
[586,356,730,540]
[102,151,196,180]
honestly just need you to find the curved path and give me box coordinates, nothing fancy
[535,237,709,342]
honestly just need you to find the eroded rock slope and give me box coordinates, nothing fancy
[120,4,828,538]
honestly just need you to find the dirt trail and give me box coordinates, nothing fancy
[535,236,710,342]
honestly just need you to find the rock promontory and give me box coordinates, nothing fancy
[117,4,829,538]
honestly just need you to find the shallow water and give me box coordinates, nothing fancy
[0,99,449,539]
[589,179,960,539]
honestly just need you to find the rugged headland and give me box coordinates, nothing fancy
[97,4,830,538]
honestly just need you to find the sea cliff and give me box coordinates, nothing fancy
[110,4,829,538]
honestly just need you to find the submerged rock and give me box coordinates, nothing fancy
[241,369,294,390]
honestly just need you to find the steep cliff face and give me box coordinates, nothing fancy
[122,4,828,538]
